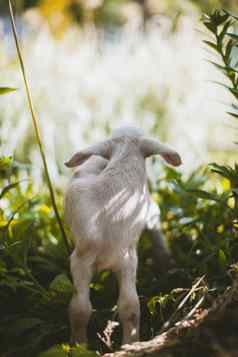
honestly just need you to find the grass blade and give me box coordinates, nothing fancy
[161,275,205,332]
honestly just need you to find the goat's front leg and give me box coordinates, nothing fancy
[115,248,140,345]
[69,250,93,344]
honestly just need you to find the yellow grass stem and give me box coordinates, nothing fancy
[8,0,71,255]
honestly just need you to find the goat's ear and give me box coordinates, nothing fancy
[65,151,88,167]
[65,140,112,168]
[159,150,182,166]
[140,137,182,166]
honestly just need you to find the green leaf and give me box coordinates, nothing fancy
[209,163,236,181]
[227,112,238,119]
[0,156,13,169]
[226,33,238,40]
[39,344,97,357]
[0,87,17,95]
[225,39,233,64]
[218,20,232,45]
[208,60,228,73]
[0,181,21,200]
[209,80,229,89]
[229,87,238,99]
[223,10,238,22]
[186,189,220,202]
[231,103,238,110]
[203,21,217,34]
[203,40,219,53]
[218,249,227,269]
[49,273,73,295]
[212,11,229,26]
[209,63,238,76]
[203,11,230,35]
[147,295,161,315]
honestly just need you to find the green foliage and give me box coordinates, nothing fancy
[39,343,97,357]
[0,157,237,355]
[1,0,236,31]
[1,150,238,355]
[203,10,238,121]
[163,164,238,276]
[0,159,71,356]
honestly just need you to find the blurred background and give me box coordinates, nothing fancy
[0,0,237,186]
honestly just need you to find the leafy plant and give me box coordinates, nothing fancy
[203,10,238,122]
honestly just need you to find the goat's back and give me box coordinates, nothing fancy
[65,154,150,270]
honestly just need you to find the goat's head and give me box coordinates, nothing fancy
[65,126,182,167]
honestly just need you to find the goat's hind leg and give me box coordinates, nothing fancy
[69,249,93,344]
[115,248,140,345]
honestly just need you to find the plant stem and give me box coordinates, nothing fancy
[8,0,71,255]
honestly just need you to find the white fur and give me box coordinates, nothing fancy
[64,127,181,345]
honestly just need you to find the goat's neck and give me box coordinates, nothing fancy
[105,144,146,183]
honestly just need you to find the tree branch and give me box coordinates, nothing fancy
[103,271,238,357]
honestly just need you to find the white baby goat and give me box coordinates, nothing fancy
[64,127,181,345]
